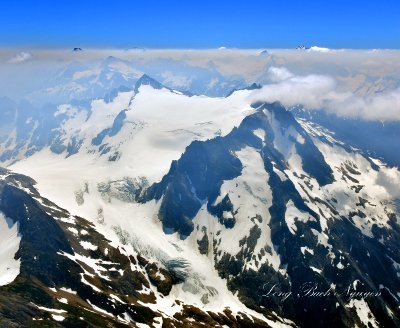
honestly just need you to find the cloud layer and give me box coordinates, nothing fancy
[376,167,400,198]
[249,67,400,121]
[8,51,32,63]
[1,49,400,121]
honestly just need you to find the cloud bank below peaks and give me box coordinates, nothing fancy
[249,67,400,121]
[8,52,32,64]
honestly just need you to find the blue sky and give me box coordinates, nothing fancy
[1,0,399,49]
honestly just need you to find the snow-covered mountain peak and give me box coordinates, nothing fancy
[134,74,166,93]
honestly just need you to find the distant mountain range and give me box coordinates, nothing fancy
[26,56,247,105]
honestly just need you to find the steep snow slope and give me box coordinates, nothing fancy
[10,85,254,213]
[0,211,21,286]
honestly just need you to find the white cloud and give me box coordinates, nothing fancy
[307,46,331,53]
[249,70,337,109]
[376,167,400,198]
[8,52,32,64]
[249,67,400,121]
[265,66,294,82]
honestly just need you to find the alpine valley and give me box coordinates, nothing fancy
[0,54,400,328]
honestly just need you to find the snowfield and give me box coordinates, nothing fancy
[0,212,21,286]
[11,85,254,212]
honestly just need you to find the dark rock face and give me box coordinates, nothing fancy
[259,102,334,186]
[197,227,209,255]
[0,181,73,284]
[92,109,128,146]
[134,74,166,93]
[144,136,243,237]
[225,82,262,97]
[143,102,333,237]
[145,263,174,296]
